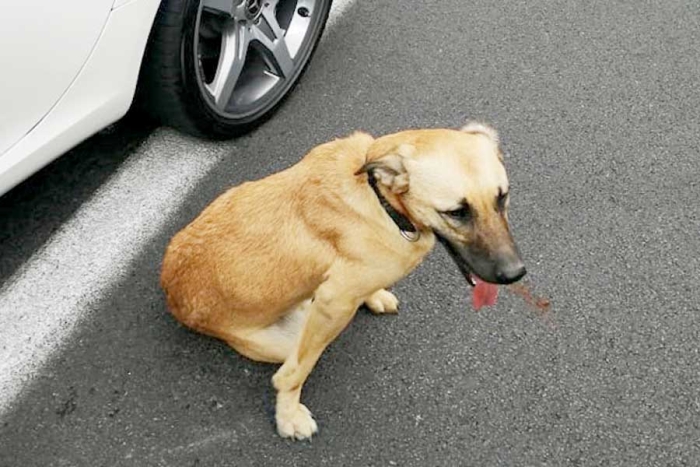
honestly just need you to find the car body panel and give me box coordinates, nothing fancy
[0,0,114,155]
[0,0,161,197]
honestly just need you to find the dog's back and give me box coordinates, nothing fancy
[160,132,375,338]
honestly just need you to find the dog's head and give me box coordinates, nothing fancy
[359,122,526,285]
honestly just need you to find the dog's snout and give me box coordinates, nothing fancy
[495,261,527,284]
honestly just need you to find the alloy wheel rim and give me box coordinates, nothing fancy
[194,0,322,120]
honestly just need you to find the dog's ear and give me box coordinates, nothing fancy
[460,121,499,144]
[356,144,414,194]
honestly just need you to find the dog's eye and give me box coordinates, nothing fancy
[443,205,471,222]
[497,190,509,211]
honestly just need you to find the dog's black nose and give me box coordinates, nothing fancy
[495,262,527,284]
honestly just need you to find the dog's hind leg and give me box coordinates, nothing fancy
[225,300,310,364]
[364,289,399,314]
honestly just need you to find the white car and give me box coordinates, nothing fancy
[0,0,331,197]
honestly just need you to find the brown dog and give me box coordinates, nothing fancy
[160,122,526,439]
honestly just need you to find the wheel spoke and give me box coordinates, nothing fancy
[260,1,284,39]
[207,23,250,109]
[251,7,294,78]
[202,0,236,16]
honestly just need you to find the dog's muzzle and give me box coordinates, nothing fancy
[435,233,527,286]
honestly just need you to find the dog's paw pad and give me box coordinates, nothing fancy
[365,289,399,314]
[276,403,318,440]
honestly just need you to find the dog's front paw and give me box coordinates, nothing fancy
[365,289,399,314]
[276,403,318,440]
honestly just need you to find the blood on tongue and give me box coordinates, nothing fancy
[471,276,499,311]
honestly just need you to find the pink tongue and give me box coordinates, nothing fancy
[472,277,499,311]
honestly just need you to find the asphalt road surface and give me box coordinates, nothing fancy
[1,1,699,466]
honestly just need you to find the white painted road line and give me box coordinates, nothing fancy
[0,130,225,417]
[0,0,356,418]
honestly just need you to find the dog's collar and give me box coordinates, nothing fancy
[367,171,421,242]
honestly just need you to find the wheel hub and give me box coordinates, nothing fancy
[243,0,263,21]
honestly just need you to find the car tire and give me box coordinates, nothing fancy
[136,0,332,139]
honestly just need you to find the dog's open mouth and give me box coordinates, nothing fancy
[435,233,499,310]
[435,233,477,285]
